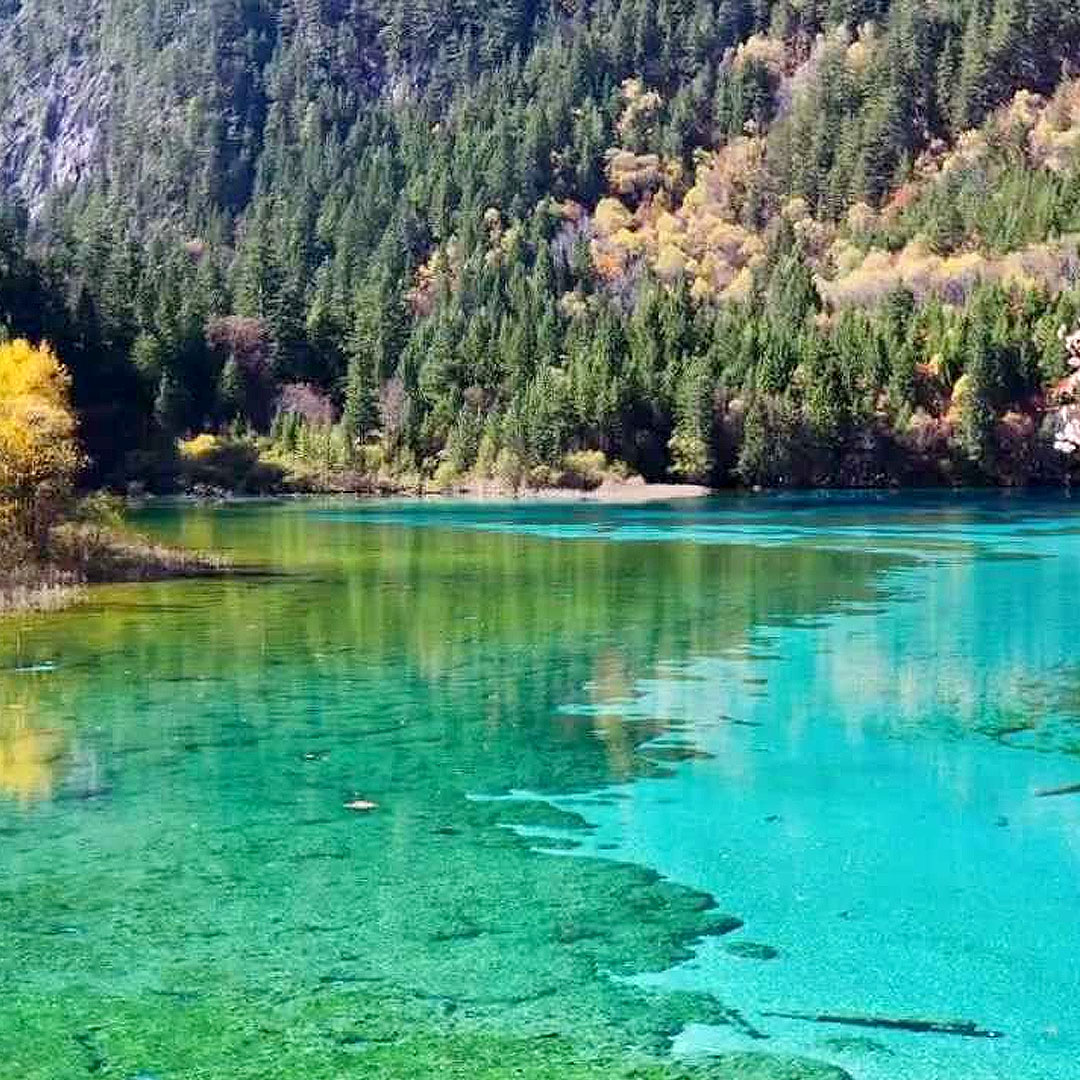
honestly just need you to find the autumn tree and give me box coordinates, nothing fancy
[0,340,83,551]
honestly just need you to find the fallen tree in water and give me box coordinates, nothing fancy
[761,1010,1005,1039]
[1035,782,1080,798]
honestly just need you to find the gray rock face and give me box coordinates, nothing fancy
[0,4,111,215]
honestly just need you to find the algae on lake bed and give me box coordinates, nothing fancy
[2,986,855,1080]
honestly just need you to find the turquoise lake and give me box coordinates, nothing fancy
[1,494,1078,1079]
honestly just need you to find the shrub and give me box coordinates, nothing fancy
[493,448,525,489]
[560,449,609,489]
[177,434,284,494]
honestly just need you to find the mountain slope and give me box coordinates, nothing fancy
[0,0,1079,487]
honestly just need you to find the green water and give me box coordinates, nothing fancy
[1,495,1078,1079]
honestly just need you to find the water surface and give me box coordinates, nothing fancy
[1,493,1077,1079]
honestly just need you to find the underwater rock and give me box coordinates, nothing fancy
[703,1051,853,1078]
[725,941,780,961]
[553,921,604,944]
[534,836,583,851]
[489,800,594,831]
[430,921,483,942]
[712,915,746,936]
[824,1035,893,1055]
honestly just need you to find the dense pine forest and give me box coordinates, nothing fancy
[2,0,1080,490]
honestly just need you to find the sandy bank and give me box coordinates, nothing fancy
[461,480,715,503]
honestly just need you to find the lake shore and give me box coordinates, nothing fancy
[0,524,229,616]
[173,476,716,504]
[412,479,715,502]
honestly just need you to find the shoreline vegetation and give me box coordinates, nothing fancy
[0,519,230,616]
[0,340,228,616]
[149,327,1080,500]
[5,321,1079,614]
[172,434,715,501]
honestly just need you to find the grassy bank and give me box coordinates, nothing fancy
[0,564,85,615]
[0,517,228,616]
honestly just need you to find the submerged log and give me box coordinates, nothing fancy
[1035,783,1080,798]
[761,1011,1004,1039]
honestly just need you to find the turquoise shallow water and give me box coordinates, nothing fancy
[1,493,1078,1078]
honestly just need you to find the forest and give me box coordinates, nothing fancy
[1,0,1080,490]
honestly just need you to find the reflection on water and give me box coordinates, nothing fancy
[0,692,65,804]
[0,493,1078,1079]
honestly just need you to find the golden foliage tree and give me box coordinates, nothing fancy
[0,339,82,550]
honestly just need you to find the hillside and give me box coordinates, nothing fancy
[1,0,1079,488]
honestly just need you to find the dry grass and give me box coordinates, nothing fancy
[0,524,229,616]
[50,523,229,582]
[0,564,84,614]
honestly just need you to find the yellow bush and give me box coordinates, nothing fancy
[655,243,688,280]
[947,373,975,424]
[561,449,609,488]
[177,433,222,460]
[176,433,284,494]
[431,456,464,490]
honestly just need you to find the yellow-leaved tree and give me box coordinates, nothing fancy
[0,339,82,552]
